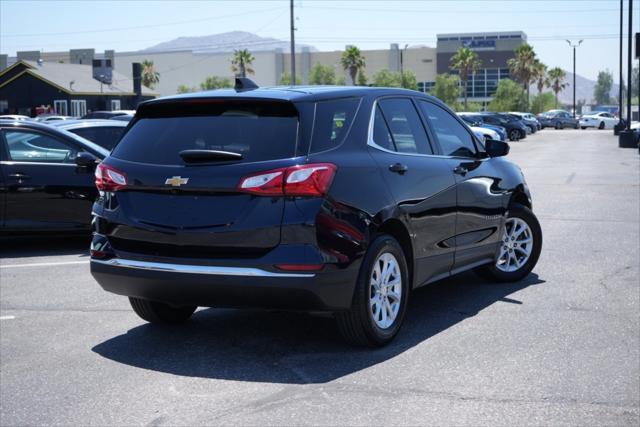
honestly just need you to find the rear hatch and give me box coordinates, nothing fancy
[102,98,305,259]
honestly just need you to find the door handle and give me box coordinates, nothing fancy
[8,173,31,180]
[389,163,408,174]
[453,166,468,176]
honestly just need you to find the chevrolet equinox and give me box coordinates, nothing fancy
[90,82,542,347]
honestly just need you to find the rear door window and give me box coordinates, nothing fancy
[418,101,478,158]
[111,100,299,165]
[376,98,433,155]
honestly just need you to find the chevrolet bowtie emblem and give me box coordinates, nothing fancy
[165,176,189,187]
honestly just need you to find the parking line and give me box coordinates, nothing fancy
[0,260,89,269]
[0,316,16,320]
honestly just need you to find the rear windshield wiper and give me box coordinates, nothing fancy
[179,149,243,163]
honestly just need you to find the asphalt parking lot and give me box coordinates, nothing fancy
[1,129,638,426]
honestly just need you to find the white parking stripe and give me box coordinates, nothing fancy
[0,316,16,320]
[0,260,89,269]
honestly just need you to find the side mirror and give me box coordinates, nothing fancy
[485,139,510,157]
[75,151,98,168]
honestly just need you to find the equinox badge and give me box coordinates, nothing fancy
[165,176,189,187]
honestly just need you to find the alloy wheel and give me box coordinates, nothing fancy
[496,217,534,273]
[369,252,402,329]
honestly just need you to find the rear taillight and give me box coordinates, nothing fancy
[95,163,127,192]
[238,163,337,197]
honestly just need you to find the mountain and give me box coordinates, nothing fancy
[535,71,620,106]
[143,31,317,53]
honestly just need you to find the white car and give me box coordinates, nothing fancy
[470,126,500,143]
[0,114,32,121]
[579,112,618,129]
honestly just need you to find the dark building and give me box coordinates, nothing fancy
[0,60,156,116]
[435,31,527,104]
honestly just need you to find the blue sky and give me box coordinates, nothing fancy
[0,0,637,80]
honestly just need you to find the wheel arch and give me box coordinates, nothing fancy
[375,218,415,290]
[509,186,532,209]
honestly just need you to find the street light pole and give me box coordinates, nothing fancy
[566,39,583,118]
[290,0,295,86]
[400,44,408,88]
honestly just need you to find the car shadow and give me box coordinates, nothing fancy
[92,271,544,384]
[0,235,90,259]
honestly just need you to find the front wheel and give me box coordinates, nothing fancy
[573,122,579,129]
[508,129,520,141]
[475,204,542,282]
[336,234,409,347]
[555,121,563,130]
[129,297,196,325]
[598,121,605,130]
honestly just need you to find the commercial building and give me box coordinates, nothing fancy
[436,32,527,103]
[0,31,525,107]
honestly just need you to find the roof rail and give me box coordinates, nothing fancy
[234,77,259,91]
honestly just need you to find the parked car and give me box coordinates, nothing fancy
[470,125,500,143]
[35,114,74,122]
[537,110,579,129]
[111,115,133,123]
[49,119,128,150]
[508,112,540,133]
[89,85,542,347]
[458,114,507,141]
[82,110,135,120]
[579,111,618,129]
[467,112,528,141]
[0,119,108,234]
[0,114,32,121]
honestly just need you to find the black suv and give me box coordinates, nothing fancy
[90,85,542,347]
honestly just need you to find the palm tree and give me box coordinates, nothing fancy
[449,47,482,110]
[507,43,537,106]
[141,60,160,89]
[231,49,255,78]
[533,60,549,94]
[547,67,568,108]
[340,46,366,85]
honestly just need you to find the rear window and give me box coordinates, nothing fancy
[111,100,299,165]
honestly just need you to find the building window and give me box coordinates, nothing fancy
[71,100,87,117]
[0,100,8,114]
[54,100,68,116]
[110,99,121,111]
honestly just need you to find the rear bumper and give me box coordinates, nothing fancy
[90,257,359,311]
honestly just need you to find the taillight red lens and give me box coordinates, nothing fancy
[237,163,336,197]
[95,163,127,192]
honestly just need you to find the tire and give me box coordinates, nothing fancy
[129,297,196,325]
[508,129,520,141]
[336,234,409,347]
[581,126,587,130]
[573,122,579,129]
[475,204,542,283]
[598,121,605,130]
[555,121,563,130]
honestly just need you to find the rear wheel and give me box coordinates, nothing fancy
[129,297,196,324]
[475,204,542,282]
[555,121,563,129]
[336,234,409,347]
[598,121,605,130]
[508,129,520,141]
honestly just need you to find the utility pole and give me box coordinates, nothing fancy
[566,39,583,118]
[290,0,296,86]
[619,0,623,125]
[625,0,632,130]
[400,44,408,88]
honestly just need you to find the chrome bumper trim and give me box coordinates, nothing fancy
[91,258,316,278]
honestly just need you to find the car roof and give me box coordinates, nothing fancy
[49,119,128,129]
[0,119,109,158]
[140,86,438,106]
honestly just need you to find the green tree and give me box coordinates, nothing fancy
[449,47,482,110]
[594,70,614,105]
[141,59,160,89]
[547,67,568,108]
[200,76,233,90]
[507,43,537,106]
[530,92,556,114]
[429,73,462,110]
[279,72,301,85]
[532,61,548,94]
[401,70,417,90]
[357,68,368,86]
[308,63,336,85]
[336,75,347,86]
[372,69,402,87]
[231,49,255,78]
[488,79,528,112]
[177,84,196,93]
[340,46,366,85]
